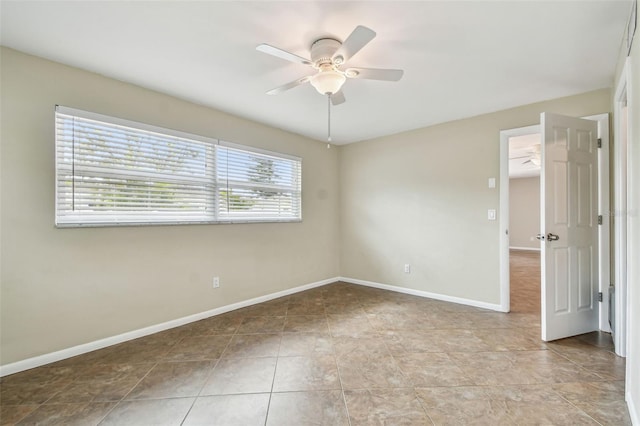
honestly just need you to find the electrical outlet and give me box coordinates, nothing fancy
[404,264,411,274]
[213,276,220,289]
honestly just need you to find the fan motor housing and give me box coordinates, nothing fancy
[310,38,341,65]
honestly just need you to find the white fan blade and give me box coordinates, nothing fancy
[331,91,346,105]
[332,26,376,64]
[266,76,311,95]
[257,44,312,66]
[345,67,404,81]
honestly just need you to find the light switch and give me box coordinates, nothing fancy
[488,178,496,189]
[488,209,496,220]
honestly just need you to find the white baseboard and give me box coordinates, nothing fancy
[0,276,339,377]
[509,246,541,251]
[339,277,504,312]
[1,275,508,376]
[627,390,639,426]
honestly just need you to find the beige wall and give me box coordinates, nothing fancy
[0,47,340,365]
[509,177,540,249]
[0,45,626,379]
[339,89,611,305]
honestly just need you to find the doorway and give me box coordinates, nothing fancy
[507,131,542,315]
[499,114,610,337]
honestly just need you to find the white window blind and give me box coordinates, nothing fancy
[55,106,302,227]
[217,143,302,222]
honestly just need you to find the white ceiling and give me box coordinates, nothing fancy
[0,1,632,145]
[509,133,541,179]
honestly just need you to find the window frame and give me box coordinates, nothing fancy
[55,106,302,228]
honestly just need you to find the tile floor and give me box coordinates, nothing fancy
[0,250,631,425]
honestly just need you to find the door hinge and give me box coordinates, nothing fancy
[598,215,603,225]
[597,138,602,148]
[598,292,603,302]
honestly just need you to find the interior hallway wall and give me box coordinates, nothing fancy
[509,176,541,250]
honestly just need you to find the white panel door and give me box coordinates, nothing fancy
[540,113,599,342]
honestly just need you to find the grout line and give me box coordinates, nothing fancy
[5,280,627,425]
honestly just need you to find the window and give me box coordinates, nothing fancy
[55,106,302,227]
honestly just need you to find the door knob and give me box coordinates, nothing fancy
[546,233,560,241]
[536,234,545,240]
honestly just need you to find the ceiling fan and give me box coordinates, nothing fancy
[256,25,404,105]
[522,144,541,166]
[511,144,541,166]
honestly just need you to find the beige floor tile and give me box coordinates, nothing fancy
[0,404,38,425]
[366,312,439,331]
[15,402,115,426]
[571,399,633,426]
[394,352,473,387]
[472,327,545,351]
[337,354,411,390]
[162,335,232,361]
[279,333,334,357]
[241,300,289,317]
[344,388,432,425]
[383,329,491,354]
[46,363,154,404]
[416,386,515,426]
[1,252,629,424]
[552,380,626,403]
[327,314,377,338]
[222,333,281,358]
[184,314,243,336]
[126,361,214,399]
[272,356,340,392]
[284,315,330,333]
[236,316,286,334]
[0,367,76,386]
[183,394,269,426]
[0,381,72,406]
[200,357,277,395]
[287,302,326,315]
[483,384,601,425]
[100,397,194,426]
[266,390,349,426]
[90,339,176,365]
[332,336,390,358]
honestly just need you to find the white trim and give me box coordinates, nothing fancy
[614,59,630,357]
[584,113,612,334]
[621,53,637,418]
[56,105,220,147]
[220,140,301,162]
[628,389,639,426]
[339,277,504,312]
[1,274,515,377]
[509,246,541,251]
[0,276,338,377]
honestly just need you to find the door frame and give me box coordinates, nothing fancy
[499,114,610,332]
[613,57,631,357]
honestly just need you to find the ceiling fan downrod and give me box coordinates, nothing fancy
[327,94,332,148]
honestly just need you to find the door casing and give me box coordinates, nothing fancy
[499,113,610,334]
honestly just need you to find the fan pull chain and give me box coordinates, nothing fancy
[327,94,331,149]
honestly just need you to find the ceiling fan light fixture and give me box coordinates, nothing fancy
[310,68,346,95]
